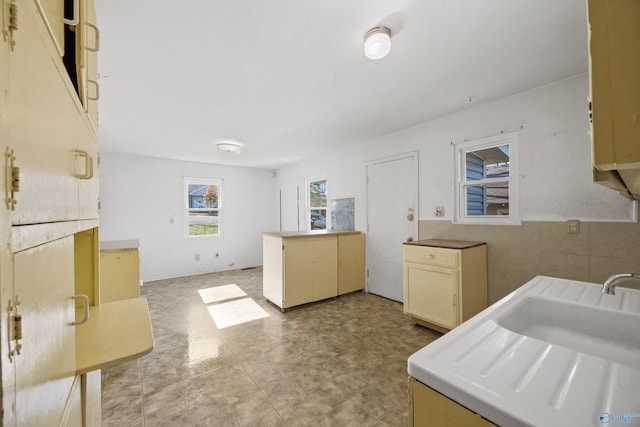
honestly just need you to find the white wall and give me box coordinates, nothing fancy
[274,73,635,231]
[99,153,276,281]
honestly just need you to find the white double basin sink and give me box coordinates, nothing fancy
[408,276,640,427]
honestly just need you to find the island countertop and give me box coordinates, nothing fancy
[263,230,361,238]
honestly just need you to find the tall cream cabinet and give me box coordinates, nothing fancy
[1,1,153,425]
[263,231,365,311]
[100,240,142,303]
[588,0,640,199]
[402,240,487,333]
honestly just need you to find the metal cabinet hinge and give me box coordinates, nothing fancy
[2,0,18,50]
[5,147,19,210]
[7,296,22,362]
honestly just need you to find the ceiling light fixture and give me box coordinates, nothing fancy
[364,26,391,60]
[216,141,242,154]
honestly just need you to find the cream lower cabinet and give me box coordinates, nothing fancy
[99,240,141,303]
[403,240,487,333]
[263,231,364,310]
[409,377,496,427]
[13,236,77,426]
[337,233,365,295]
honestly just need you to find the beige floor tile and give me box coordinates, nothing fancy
[102,267,439,426]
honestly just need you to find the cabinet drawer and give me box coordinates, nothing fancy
[403,245,459,268]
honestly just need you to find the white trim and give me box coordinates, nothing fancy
[305,176,328,231]
[454,132,520,225]
[184,177,224,239]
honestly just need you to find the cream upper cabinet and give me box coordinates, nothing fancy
[6,0,98,225]
[77,0,99,129]
[263,231,364,311]
[13,235,77,426]
[588,0,640,199]
[403,240,487,333]
[34,0,65,55]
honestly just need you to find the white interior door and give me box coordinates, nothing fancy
[366,152,418,302]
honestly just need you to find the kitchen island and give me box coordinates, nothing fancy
[263,230,365,310]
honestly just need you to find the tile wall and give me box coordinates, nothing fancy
[419,214,640,304]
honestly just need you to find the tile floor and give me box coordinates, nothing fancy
[101,267,441,426]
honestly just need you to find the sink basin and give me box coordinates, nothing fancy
[497,296,640,369]
[408,276,640,427]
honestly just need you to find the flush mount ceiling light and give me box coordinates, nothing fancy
[364,26,391,60]
[216,141,242,154]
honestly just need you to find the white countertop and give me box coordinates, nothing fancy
[408,276,640,427]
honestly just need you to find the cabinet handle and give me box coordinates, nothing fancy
[84,22,100,52]
[73,150,94,179]
[87,79,100,101]
[71,294,89,325]
[62,0,79,26]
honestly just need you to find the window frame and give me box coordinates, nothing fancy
[306,177,328,231]
[454,132,519,225]
[184,177,223,239]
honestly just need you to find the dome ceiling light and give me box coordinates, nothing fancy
[216,141,242,154]
[364,26,391,60]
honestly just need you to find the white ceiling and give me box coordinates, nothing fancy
[95,0,588,170]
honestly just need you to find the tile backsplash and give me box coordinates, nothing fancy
[419,217,640,304]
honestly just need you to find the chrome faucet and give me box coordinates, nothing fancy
[601,273,640,295]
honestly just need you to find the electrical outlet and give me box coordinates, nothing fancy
[567,219,580,234]
[435,206,445,217]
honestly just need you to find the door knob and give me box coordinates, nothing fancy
[407,213,414,221]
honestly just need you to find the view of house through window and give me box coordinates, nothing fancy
[308,179,327,230]
[465,145,510,215]
[455,133,518,224]
[185,178,222,237]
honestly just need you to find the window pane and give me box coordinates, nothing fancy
[310,209,326,230]
[465,145,510,181]
[186,182,220,237]
[465,182,510,216]
[309,180,327,208]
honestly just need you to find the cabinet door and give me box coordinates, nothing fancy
[312,237,338,301]
[338,233,365,295]
[76,117,99,220]
[78,0,99,130]
[405,263,459,329]
[34,0,65,55]
[14,235,76,426]
[7,0,80,225]
[589,0,640,169]
[283,239,313,307]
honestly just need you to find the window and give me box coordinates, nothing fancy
[185,178,222,237]
[454,133,519,224]
[307,178,327,230]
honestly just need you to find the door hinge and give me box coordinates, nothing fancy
[2,0,18,50]
[7,296,22,362]
[5,147,19,210]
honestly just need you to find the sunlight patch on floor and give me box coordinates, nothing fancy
[198,284,247,304]
[207,297,269,329]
